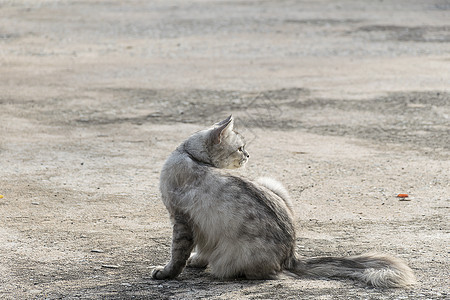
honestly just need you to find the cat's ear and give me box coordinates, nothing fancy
[214,115,233,127]
[211,115,234,144]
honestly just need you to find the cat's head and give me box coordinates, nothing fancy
[183,115,249,169]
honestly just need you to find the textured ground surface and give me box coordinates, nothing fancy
[0,0,449,299]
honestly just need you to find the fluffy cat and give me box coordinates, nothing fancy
[152,115,416,287]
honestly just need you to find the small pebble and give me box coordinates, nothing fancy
[101,264,120,269]
[31,202,40,205]
[91,249,104,253]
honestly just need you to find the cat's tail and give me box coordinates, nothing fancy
[286,252,416,288]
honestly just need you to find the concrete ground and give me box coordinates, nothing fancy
[0,0,449,299]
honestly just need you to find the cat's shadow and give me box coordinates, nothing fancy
[161,267,370,288]
[154,267,270,287]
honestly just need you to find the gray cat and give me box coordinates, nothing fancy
[152,115,416,287]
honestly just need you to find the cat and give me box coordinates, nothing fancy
[152,115,416,287]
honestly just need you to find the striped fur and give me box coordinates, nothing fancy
[152,116,416,287]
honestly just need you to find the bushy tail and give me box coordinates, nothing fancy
[287,252,416,288]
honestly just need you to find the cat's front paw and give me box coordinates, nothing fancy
[151,266,168,280]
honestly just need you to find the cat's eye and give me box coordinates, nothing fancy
[238,146,244,152]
